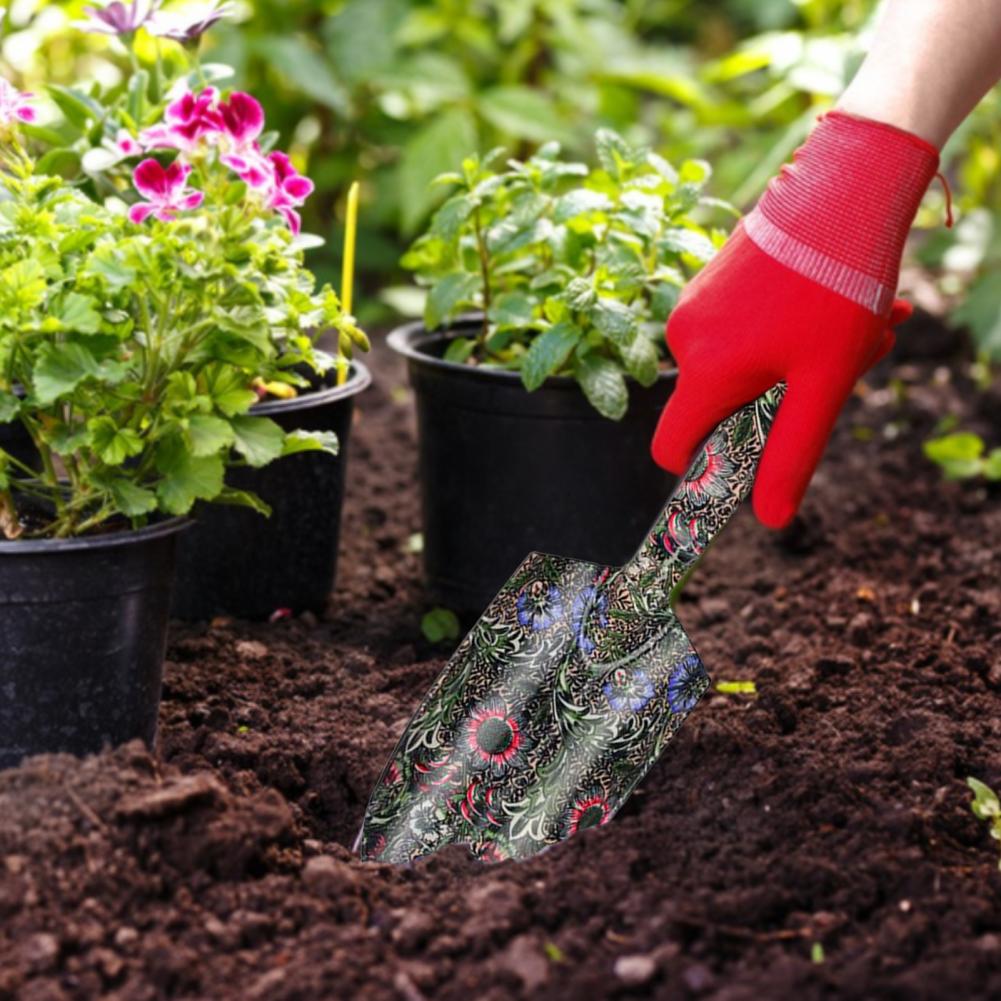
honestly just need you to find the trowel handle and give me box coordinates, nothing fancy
[617,383,787,602]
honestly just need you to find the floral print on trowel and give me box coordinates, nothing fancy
[358,386,786,864]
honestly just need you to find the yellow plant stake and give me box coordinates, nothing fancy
[338,181,360,386]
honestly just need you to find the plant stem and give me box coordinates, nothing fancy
[472,204,492,345]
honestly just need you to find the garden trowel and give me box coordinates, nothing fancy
[357,385,786,864]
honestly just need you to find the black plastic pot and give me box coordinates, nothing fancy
[389,319,678,615]
[0,517,189,770]
[0,391,40,471]
[172,362,371,621]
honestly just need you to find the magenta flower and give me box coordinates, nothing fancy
[128,158,204,223]
[76,0,160,36]
[147,1,234,43]
[216,92,270,184]
[140,87,223,153]
[265,151,315,234]
[116,128,142,157]
[218,92,263,146]
[0,78,36,127]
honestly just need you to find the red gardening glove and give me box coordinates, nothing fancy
[651,111,939,529]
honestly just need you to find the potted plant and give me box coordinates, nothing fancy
[0,14,364,764]
[24,1,373,621]
[389,131,731,613]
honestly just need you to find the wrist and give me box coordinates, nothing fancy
[745,111,938,315]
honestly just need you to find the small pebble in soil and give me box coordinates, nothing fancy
[847,611,874,645]
[614,953,657,986]
[495,934,549,991]
[234,639,269,661]
[391,909,435,953]
[301,855,358,898]
[21,932,60,973]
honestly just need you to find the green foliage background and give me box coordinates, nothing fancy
[3,0,1000,354]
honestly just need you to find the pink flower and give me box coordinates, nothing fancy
[140,87,222,153]
[216,92,271,185]
[76,0,160,36]
[128,158,204,224]
[146,1,233,43]
[116,128,142,156]
[218,91,264,146]
[0,78,36,127]
[264,151,314,234]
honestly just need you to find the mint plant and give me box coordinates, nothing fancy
[402,130,732,419]
[0,8,367,539]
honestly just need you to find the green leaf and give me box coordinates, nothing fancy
[88,417,143,466]
[93,474,158,518]
[521,322,581,391]
[252,36,350,115]
[203,365,258,417]
[0,259,46,316]
[156,444,225,515]
[443,337,477,364]
[984,449,1001,481]
[33,342,100,404]
[554,189,612,223]
[54,292,102,335]
[660,227,717,263]
[429,193,475,243]
[479,86,573,144]
[969,777,1001,820]
[952,273,1001,361]
[425,272,480,330]
[84,245,136,291]
[230,415,286,467]
[213,309,273,355]
[650,282,680,323]
[620,333,660,386]
[35,148,81,176]
[323,0,406,85]
[46,84,101,129]
[488,291,535,330]
[0,392,20,422]
[186,415,236,457]
[399,108,478,235]
[595,129,643,179]
[281,429,339,457]
[576,354,629,420]
[590,298,636,345]
[216,487,271,517]
[421,607,461,644]
[923,432,985,479]
[563,277,596,311]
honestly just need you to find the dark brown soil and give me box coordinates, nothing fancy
[1,314,1000,1001]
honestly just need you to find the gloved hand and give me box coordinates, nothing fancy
[651,111,939,529]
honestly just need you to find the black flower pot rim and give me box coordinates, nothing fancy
[387,317,679,387]
[0,515,191,555]
[251,359,372,416]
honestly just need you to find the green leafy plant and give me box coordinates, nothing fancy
[923,432,1001,481]
[403,129,731,419]
[420,606,461,644]
[0,12,367,539]
[968,777,1001,870]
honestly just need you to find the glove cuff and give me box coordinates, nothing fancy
[744,111,939,315]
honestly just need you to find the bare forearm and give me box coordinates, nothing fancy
[837,0,1001,148]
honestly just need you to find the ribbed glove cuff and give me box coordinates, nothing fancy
[744,111,939,315]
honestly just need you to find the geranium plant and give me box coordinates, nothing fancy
[402,130,733,419]
[0,3,367,539]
